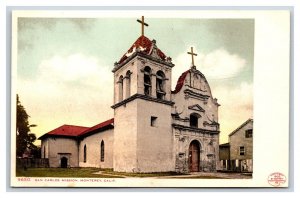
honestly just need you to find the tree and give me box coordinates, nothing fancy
[16,95,37,157]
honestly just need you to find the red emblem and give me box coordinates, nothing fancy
[268,172,286,187]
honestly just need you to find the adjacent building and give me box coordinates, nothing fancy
[219,119,253,172]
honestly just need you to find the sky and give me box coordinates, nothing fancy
[17,17,254,144]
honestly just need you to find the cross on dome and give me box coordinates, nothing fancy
[137,16,149,36]
[187,47,198,66]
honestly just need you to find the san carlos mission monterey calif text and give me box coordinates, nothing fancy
[36,16,253,174]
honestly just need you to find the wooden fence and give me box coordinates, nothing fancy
[16,158,49,168]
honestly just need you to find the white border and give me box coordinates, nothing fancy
[10,10,290,188]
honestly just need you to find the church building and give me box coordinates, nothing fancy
[39,17,221,173]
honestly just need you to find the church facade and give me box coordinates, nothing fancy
[39,19,221,173]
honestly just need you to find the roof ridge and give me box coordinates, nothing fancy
[228,118,253,137]
[62,124,89,128]
[78,118,114,136]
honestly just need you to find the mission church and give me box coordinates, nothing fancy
[39,17,221,173]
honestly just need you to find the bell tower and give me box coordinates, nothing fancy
[111,16,175,172]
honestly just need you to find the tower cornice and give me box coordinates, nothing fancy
[112,52,174,73]
[111,93,174,109]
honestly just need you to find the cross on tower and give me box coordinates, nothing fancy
[137,16,149,36]
[187,47,198,66]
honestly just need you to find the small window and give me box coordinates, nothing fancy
[190,113,199,128]
[125,70,131,98]
[151,116,157,127]
[144,66,152,96]
[156,71,165,99]
[239,146,245,156]
[118,75,124,102]
[43,146,46,158]
[100,140,104,162]
[245,129,253,138]
[83,145,87,163]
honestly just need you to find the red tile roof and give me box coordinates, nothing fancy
[118,35,167,64]
[38,125,89,139]
[38,118,114,140]
[171,70,189,94]
[79,118,114,136]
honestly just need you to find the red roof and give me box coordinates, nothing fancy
[118,35,167,64]
[39,119,114,140]
[171,70,189,94]
[79,118,114,136]
[39,125,89,139]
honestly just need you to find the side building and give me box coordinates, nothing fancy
[219,119,253,172]
[38,119,114,168]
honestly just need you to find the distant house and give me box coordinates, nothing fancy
[219,119,253,172]
[219,143,230,170]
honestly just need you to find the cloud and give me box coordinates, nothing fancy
[17,53,114,140]
[213,82,253,143]
[200,48,247,79]
[172,47,247,88]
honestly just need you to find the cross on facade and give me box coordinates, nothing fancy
[187,47,198,66]
[137,16,149,36]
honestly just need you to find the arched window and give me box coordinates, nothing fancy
[125,70,131,98]
[190,113,200,128]
[83,144,87,163]
[100,140,104,162]
[156,71,165,99]
[118,75,123,102]
[144,66,152,96]
[43,146,46,158]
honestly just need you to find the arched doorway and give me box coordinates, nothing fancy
[189,140,200,172]
[61,157,68,168]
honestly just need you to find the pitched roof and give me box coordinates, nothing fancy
[118,35,167,64]
[38,118,114,140]
[171,70,189,94]
[79,118,114,137]
[228,118,253,137]
[38,125,89,139]
[219,143,230,147]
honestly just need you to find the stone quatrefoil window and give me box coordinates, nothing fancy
[144,66,152,96]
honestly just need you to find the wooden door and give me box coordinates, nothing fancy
[61,157,68,168]
[189,140,200,172]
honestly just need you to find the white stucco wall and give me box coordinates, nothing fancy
[113,101,138,172]
[78,129,114,168]
[171,69,220,172]
[113,54,175,173]
[41,139,49,158]
[41,137,79,168]
[136,99,175,172]
[172,71,219,131]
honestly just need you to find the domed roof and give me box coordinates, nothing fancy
[118,35,167,64]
